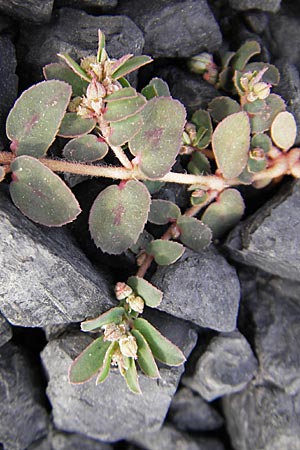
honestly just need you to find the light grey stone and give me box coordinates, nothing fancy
[17,8,144,85]
[0,185,115,327]
[229,0,281,12]
[239,269,300,395]
[182,331,258,401]
[55,0,117,9]
[131,423,225,450]
[152,247,240,332]
[41,311,197,442]
[0,0,54,23]
[168,387,224,431]
[223,382,300,450]
[118,0,222,58]
[0,343,48,450]
[225,180,300,281]
[0,313,12,347]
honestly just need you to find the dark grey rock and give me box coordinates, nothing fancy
[229,0,281,12]
[17,8,144,84]
[28,427,113,449]
[157,66,220,116]
[0,36,18,146]
[243,11,269,34]
[0,343,48,450]
[152,247,240,332]
[225,180,300,281]
[0,313,12,347]
[168,387,224,431]
[41,312,197,442]
[0,0,54,23]
[239,269,300,395]
[55,0,117,9]
[131,423,225,450]
[182,331,257,401]
[118,0,222,58]
[274,62,300,145]
[223,382,300,450]
[0,185,115,327]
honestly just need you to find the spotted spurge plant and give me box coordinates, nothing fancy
[1,33,299,393]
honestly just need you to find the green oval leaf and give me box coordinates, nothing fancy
[148,199,181,225]
[271,111,297,151]
[81,307,125,332]
[212,111,250,179]
[231,41,261,71]
[6,80,72,157]
[177,216,212,252]
[131,329,160,378]
[250,94,286,134]
[58,113,96,138]
[58,52,91,82]
[208,97,241,123]
[127,276,163,308]
[146,239,184,266]
[103,94,146,122]
[251,133,272,153]
[10,156,81,226]
[245,62,280,85]
[129,97,186,179]
[89,180,151,254]
[96,342,117,385]
[107,113,143,147]
[191,110,213,149]
[124,357,141,394]
[201,188,245,239]
[105,87,137,102]
[43,63,89,96]
[63,134,108,162]
[133,318,186,366]
[141,78,170,100]
[188,151,211,175]
[69,336,111,384]
[112,55,152,80]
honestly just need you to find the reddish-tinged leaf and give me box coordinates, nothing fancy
[43,63,89,96]
[81,307,125,332]
[58,113,96,138]
[63,134,108,162]
[127,276,163,308]
[10,156,81,226]
[112,55,152,80]
[146,239,185,266]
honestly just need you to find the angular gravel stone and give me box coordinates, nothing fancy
[41,311,197,442]
[0,313,12,347]
[131,423,225,450]
[0,185,115,327]
[225,180,300,281]
[0,343,48,450]
[223,382,300,450]
[229,0,281,12]
[18,8,144,84]
[0,36,18,146]
[152,247,240,332]
[168,387,224,431]
[239,269,300,395]
[55,0,117,9]
[0,0,54,23]
[182,331,258,401]
[118,0,222,57]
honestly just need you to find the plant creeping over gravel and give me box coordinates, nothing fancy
[0,31,299,393]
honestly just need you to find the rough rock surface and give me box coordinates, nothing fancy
[17,8,144,84]
[0,343,48,450]
[225,180,300,281]
[152,247,240,332]
[157,66,219,115]
[41,311,197,442]
[0,313,12,347]
[229,0,281,12]
[0,0,54,23]
[0,185,115,327]
[131,423,225,450]
[239,268,300,395]
[0,36,18,146]
[55,0,117,9]
[223,382,300,450]
[118,0,222,57]
[168,387,224,431]
[182,331,258,401]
